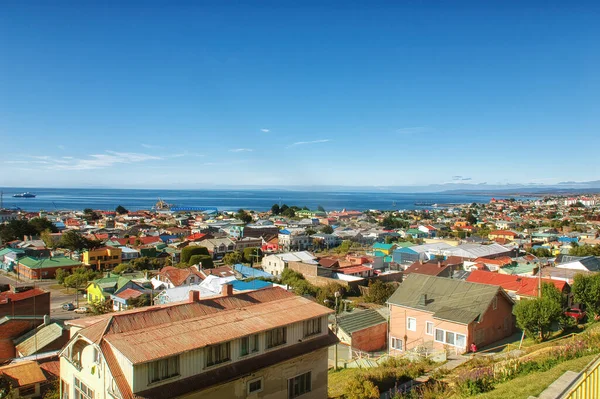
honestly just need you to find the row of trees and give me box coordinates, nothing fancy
[42,230,102,251]
[0,217,57,242]
[222,247,263,265]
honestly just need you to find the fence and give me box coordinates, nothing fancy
[561,354,600,399]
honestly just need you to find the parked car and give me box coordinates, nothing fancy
[74,306,89,314]
[565,308,586,322]
[62,303,75,311]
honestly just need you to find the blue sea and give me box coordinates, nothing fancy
[0,187,527,212]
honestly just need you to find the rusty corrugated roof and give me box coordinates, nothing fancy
[0,360,46,387]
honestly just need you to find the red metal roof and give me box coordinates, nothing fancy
[337,265,372,275]
[115,288,144,300]
[466,270,568,297]
[0,288,47,303]
[0,361,46,387]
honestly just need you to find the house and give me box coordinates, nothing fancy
[16,256,83,280]
[403,257,464,278]
[310,233,341,249]
[0,247,25,272]
[488,230,518,241]
[233,264,276,280]
[234,236,263,251]
[110,288,147,312]
[555,255,600,272]
[14,322,70,357]
[60,286,338,399]
[193,238,235,259]
[442,243,514,260]
[120,246,140,261]
[86,274,146,303]
[387,274,515,354]
[150,265,205,289]
[0,316,45,362]
[0,361,47,399]
[0,287,50,319]
[261,251,318,277]
[82,247,122,270]
[372,242,396,255]
[335,309,388,352]
[466,270,570,300]
[278,229,311,251]
[391,243,453,266]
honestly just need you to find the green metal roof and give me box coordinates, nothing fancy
[0,248,24,256]
[387,274,508,325]
[18,256,81,269]
[337,309,387,335]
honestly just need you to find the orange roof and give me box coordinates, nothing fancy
[0,288,47,303]
[490,230,517,237]
[474,256,513,266]
[75,287,333,364]
[156,266,203,286]
[115,288,144,300]
[466,270,568,297]
[0,361,46,387]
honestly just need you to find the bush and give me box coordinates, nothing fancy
[181,246,210,264]
[189,254,214,269]
[344,376,379,399]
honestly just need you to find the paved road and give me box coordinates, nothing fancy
[0,272,87,321]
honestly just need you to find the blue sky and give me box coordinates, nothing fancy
[1,1,599,188]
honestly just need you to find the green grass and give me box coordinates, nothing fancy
[472,354,597,399]
[328,368,363,398]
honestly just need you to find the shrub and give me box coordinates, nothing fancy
[344,376,379,399]
[189,254,214,269]
[181,246,209,264]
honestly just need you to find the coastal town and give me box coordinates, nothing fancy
[1,194,600,398]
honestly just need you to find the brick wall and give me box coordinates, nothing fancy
[351,322,388,352]
[0,291,51,318]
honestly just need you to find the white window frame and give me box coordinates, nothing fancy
[390,336,403,351]
[426,321,434,336]
[407,317,417,332]
[434,328,467,349]
[247,377,264,395]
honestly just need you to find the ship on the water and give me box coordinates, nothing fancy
[13,192,36,198]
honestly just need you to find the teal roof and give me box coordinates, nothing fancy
[0,248,24,256]
[373,243,395,250]
[373,251,387,257]
[18,256,81,269]
[501,263,538,275]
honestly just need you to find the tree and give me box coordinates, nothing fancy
[466,213,477,225]
[89,300,112,315]
[0,219,38,242]
[317,205,326,212]
[305,227,317,236]
[55,268,68,285]
[282,207,297,218]
[320,225,334,234]
[514,284,563,341]
[59,230,95,251]
[280,204,289,214]
[181,246,210,264]
[344,376,379,399]
[243,247,262,263]
[64,273,90,292]
[41,229,57,249]
[572,274,600,318]
[365,280,396,305]
[569,244,600,257]
[530,247,552,258]
[222,251,243,265]
[128,294,150,308]
[235,209,253,224]
[271,204,281,215]
[0,375,13,399]
[29,217,58,234]
[316,283,346,310]
[189,254,214,269]
[115,205,129,214]
[42,380,60,399]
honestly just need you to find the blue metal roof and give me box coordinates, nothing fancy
[230,279,272,291]
[233,264,275,280]
[170,206,218,212]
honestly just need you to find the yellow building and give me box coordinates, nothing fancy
[82,246,122,270]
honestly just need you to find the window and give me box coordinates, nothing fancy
[19,386,36,396]
[446,331,455,345]
[206,342,230,367]
[248,377,263,394]
[303,318,322,337]
[148,355,180,384]
[407,317,416,331]
[288,371,311,398]
[90,256,96,260]
[492,296,498,310]
[456,334,466,349]
[266,327,286,348]
[74,377,94,399]
[435,329,445,343]
[390,337,403,351]
[241,335,259,356]
[426,321,434,336]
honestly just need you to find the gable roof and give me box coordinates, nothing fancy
[387,274,511,325]
[337,309,387,335]
[15,323,65,356]
[0,360,46,387]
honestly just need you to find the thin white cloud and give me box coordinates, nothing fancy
[261,128,270,133]
[30,151,163,171]
[3,160,28,164]
[288,139,331,147]
[141,143,160,149]
[57,145,65,150]
[229,148,253,153]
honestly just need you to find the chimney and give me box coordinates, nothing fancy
[221,283,234,297]
[44,314,50,326]
[419,259,424,265]
[189,289,200,303]
[419,294,428,306]
[438,261,442,268]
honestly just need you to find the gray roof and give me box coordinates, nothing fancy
[337,309,387,335]
[556,255,600,271]
[15,323,65,356]
[387,274,510,325]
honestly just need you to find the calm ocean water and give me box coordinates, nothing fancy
[0,187,524,212]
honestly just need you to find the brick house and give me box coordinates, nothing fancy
[387,274,515,354]
[16,256,83,280]
[0,287,50,319]
[335,309,388,352]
